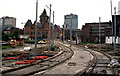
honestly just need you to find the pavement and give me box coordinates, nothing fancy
[35,42,94,75]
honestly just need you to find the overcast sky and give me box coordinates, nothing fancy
[0,0,120,29]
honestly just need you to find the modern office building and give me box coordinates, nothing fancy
[118,1,120,15]
[0,18,2,30]
[64,13,78,29]
[0,16,16,30]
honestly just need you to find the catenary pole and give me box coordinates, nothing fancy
[52,11,54,49]
[70,15,72,47]
[48,4,51,51]
[34,0,38,56]
[99,17,101,51]
[114,7,116,52]
[110,0,114,45]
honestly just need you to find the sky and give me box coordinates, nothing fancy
[0,0,120,29]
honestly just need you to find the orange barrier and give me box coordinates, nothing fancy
[32,56,48,60]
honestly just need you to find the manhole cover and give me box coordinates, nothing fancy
[68,62,76,66]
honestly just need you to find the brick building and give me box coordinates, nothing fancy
[112,15,120,36]
[81,21,112,43]
[24,9,61,40]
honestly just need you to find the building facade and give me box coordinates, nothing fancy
[0,16,16,31]
[64,13,78,29]
[118,1,120,15]
[81,21,112,43]
[112,15,120,36]
[24,9,61,40]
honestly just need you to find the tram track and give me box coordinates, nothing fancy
[83,49,116,76]
[2,43,74,76]
[73,45,116,76]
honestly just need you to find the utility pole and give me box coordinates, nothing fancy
[21,22,25,49]
[76,33,77,45]
[48,4,51,51]
[70,15,72,47]
[34,0,38,56]
[52,11,54,50]
[23,27,25,49]
[63,24,65,43]
[110,0,114,45]
[99,17,101,51]
[114,7,116,52]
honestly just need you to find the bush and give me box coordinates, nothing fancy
[2,46,11,50]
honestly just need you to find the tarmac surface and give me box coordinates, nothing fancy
[35,42,94,75]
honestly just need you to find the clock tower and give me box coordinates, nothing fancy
[40,9,49,25]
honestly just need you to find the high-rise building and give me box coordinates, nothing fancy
[64,13,78,29]
[0,18,2,30]
[0,16,16,30]
[118,1,120,15]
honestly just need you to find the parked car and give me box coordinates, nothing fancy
[38,41,46,44]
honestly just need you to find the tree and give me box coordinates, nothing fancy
[12,30,20,40]
[2,32,9,41]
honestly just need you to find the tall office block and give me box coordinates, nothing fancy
[1,16,16,30]
[118,1,120,15]
[64,13,78,29]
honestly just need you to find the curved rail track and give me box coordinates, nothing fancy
[83,49,118,76]
[2,43,74,76]
[74,44,117,76]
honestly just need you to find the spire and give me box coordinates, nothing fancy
[43,9,46,14]
[42,9,47,16]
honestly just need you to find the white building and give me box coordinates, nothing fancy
[106,36,120,44]
[64,13,78,29]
